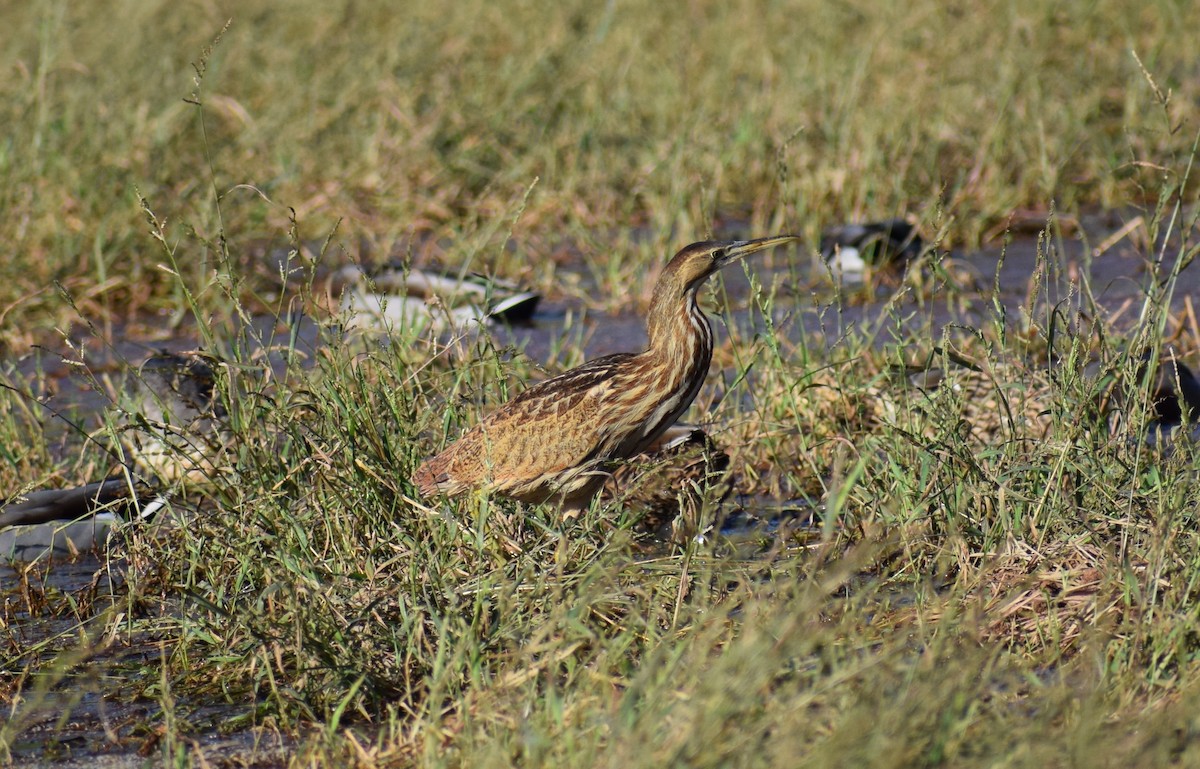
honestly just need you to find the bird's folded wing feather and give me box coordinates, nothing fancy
[440,353,637,488]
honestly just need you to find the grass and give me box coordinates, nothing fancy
[4,0,1200,766]
[2,0,1200,342]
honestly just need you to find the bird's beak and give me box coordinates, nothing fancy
[717,235,800,267]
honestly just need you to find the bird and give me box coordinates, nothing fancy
[412,235,798,513]
[339,263,540,336]
[820,218,922,278]
[127,351,229,486]
[1140,354,1200,447]
[0,351,224,559]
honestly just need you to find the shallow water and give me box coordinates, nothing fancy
[500,212,1189,362]
[14,211,1187,437]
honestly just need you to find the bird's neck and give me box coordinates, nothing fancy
[643,287,714,377]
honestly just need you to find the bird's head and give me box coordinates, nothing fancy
[659,235,799,297]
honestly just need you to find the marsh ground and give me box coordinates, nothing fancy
[4,1,1200,767]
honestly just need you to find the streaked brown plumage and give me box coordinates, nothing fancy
[412,235,797,512]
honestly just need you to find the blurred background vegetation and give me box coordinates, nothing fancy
[2,0,1198,345]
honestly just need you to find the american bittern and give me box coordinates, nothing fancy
[413,235,798,512]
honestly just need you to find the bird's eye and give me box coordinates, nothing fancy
[711,248,726,261]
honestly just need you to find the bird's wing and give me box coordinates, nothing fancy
[437,354,636,491]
